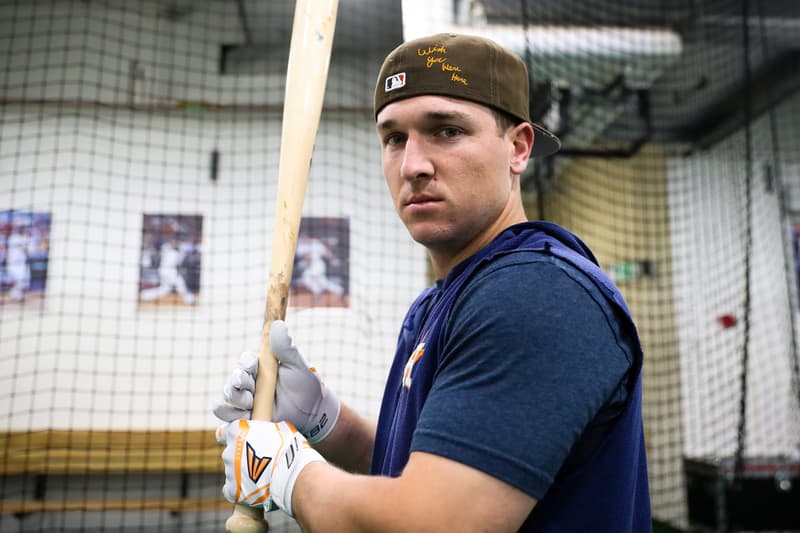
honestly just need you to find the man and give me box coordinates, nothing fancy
[214,33,651,532]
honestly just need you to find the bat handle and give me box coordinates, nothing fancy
[226,504,269,533]
[226,319,281,532]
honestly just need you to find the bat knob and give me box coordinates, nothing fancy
[226,504,269,533]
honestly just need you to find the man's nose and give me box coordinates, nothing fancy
[400,134,434,181]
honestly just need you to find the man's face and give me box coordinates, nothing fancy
[376,95,528,260]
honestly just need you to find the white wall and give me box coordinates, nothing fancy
[0,1,428,431]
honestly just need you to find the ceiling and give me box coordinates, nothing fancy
[462,0,800,155]
[472,0,800,154]
[225,0,800,156]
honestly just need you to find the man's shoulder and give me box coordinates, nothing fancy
[472,248,597,293]
[458,249,625,338]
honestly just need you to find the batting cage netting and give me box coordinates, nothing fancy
[1,1,799,532]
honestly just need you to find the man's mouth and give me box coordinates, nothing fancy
[406,195,439,206]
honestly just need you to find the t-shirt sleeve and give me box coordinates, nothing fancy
[409,253,633,499]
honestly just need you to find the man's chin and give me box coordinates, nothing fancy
[407,226,452,249]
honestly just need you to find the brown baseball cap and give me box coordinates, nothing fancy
[374,32,560,158]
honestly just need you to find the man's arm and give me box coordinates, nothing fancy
[292,451,537,533]
[312,403,376,474]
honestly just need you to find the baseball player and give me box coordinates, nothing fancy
[139,238,196,305]
[294,235,344,301]
[215,33,651,532]
[5,225,31,301]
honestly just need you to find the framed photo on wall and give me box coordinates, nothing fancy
[290,216,350,308]
[792,220,800,309]
[0,210,51,306]
[138,214,203,307]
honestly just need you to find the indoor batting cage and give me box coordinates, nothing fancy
[1,0,799,532]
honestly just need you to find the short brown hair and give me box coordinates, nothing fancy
[492,108,520,136]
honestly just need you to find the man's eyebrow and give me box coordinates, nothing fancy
[376,118,397,131]
[377,110,471,131]
[424,110,470,122]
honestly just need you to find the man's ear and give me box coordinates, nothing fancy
[510,122,535,175]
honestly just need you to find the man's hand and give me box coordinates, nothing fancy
[213,351,259,422]
[270,320,341,443]
[216,419,325,517]
[212,320,341,444]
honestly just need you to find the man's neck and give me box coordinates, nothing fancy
[429,218,528,279]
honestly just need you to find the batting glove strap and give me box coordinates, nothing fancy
[269,436,325,517]
[305,388,340,444]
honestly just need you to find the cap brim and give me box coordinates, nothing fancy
[531,123,561,158]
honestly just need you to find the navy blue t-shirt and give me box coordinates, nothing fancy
[412,252,633,499]
[371,222,650,531]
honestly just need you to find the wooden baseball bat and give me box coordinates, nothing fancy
[225,1,339,531]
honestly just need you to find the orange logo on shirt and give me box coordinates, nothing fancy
[402,341,425,389]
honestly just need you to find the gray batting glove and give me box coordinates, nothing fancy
[270,320,340,444]
[212,320,341,444]
[213,351,259,422]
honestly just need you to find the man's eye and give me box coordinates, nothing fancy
[385,134,405,146]
[439,127,461,138]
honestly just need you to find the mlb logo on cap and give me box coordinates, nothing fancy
[384,72,406,92]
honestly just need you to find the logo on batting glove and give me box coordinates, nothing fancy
[246,442,272,483]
